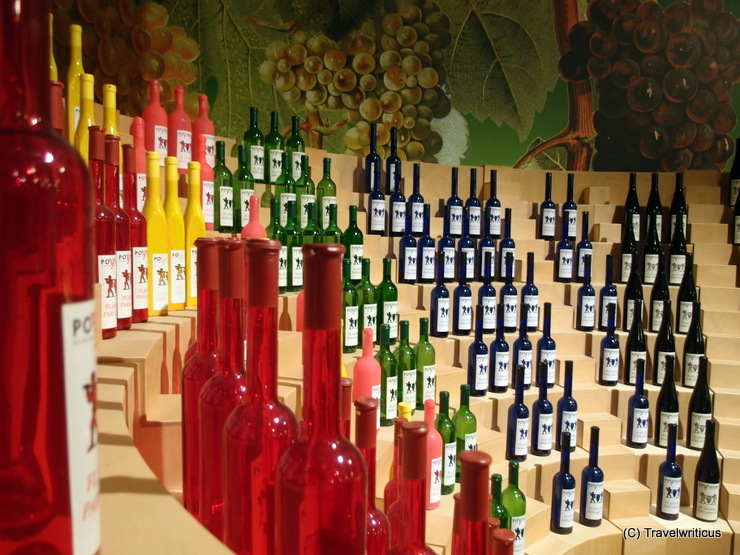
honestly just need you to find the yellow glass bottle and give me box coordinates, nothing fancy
[66,23,83,143]
[184,161,206,307]
[165,156,186,311]
[49,13,57,81]
[143,152,170,315]
[74,73,95,163]
[103,84,123,196]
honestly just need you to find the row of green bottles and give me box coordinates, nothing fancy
[213,140,255,234]
[243,109,303,181]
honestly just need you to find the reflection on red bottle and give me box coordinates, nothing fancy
[454,451,491,555]
[169,85,192,175]
[181,237,220,517]
[199,238,247,538]
[276,243,367,554]
[122,144,149,323]
[384,416,407,543]
[223,239,298,554]
[355,397,390,555]
[340,377,353,438]
[142,80,168,165]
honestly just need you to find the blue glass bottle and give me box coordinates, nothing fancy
[417,203,435,284]
[556,361,578,453]
[478,203,496,281]
[486,168,502,239]
[452,255,473,336]
[385,125,401,195]
[599,254,618,332]
[430,251,450,338]
[540,172,556,240]
[389,168,406,237]
[555,214,573,282]
[551,431,576,534]
[576,254,596,332]
[466,167,482,238]
[599,303,620,386]
[575,210,592,283]
[409,163,424,237]
[656,423,681,520]
[531,362,553,456]
[513,303,533,390]
[536,302,556,388]
[365,122,381,194]
[500,250,518,334]
[478,251,496,334]
[506,365,530,461]
[563,173,578,241]
[458,209,476,282]
[498,207,515,282]
[447,167,463,238]
[438,204,456,283]
[626,359,649,448]
[468,304,489,396]
[489,303,510,394]
[367,157,385,236]
[580,426,604,527]
[521,251,539,332]
[398,201,416,285]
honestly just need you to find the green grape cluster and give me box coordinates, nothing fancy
[558,0,739,171]
[259,0,451,162]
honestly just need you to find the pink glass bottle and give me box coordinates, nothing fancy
[241,193,267,238]
[130,116,148,212]
[142,79,168,166]
[386,424,406,545]
[194,133,215,230]
[90,126,117,339]
[276,243,368,554]
[454,451,491,555]
[0,0,99,551]
[223,239,299,554]
[384,417,407,513]
[354,328,382,428]
[122,144,149,323]
[424,399,443,510]
[341,377,353,438]
[169,85,192,175]
[355,397,390,555]
[192,93,215,169]
[199,238,247,538]
[105,134,132,330]
[181,236,220,517]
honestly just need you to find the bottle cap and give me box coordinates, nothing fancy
[459,450,492,522]
[340,377,353,431]
[122,144,135,174]
[492,527,516,552]
[354,397,379,449]
[195,237,222,291]
[401,421,428,481]
[303,243,345,329]
[218,238,246,299]
[244,238,279,307]
[89,126,105,161]
[105,134,120,166]
[398,402,412,419]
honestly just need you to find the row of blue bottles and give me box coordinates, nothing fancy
[540,172,579,242]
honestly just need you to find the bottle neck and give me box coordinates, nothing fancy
[563,373,572,397]
[515,379,524,404]
[303,328,341,437]
[361,443,378,510]
[545,181,552,201]
[635,369,645,396]
[104,162,120,210]
[666,435,676,463]
[196,290,218,355]
[247,304,278,401]
[509,464,519,488]
[440,395,450,417]
[402,476,427,546]
[270,112,278,131]
[122,168,139,215]
[560,444,570,474]
[250,108,258,127]
[460,390,470,409]
[526,258,534,284]
[218,297,245,379]
[589,436,599,467]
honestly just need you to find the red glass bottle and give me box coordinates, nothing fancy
[354,328,382,427]
[142,79,168,166]
[181,237,220,517]
[129,116,148,212]
[192,93,215,169]
[194,132,215,230]
[50,80,64,135]
[491,528,515,555]
[424,398,443,510]
[198,238,247,538]
[105,134,132,330]
[90,126,117,339]
[454,451,492,555]
[355,397,390,555]
[296,289,304,332]
[122,144,149,323]
[169,85,192,175]
[0,0,99,551]
[341,377,353,438]
[241,193,267,238]
[223,238,299,554]
[275,243,368,554]
[451,493,462,555]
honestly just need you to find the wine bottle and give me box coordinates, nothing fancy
[564,174,578,241]
[537,302,556,388]
[415,317,436,410]
[395,320,418,409]
[478,251,497,334]
[66,23,83,142]
[417,204,435,284]
[501,460,526,555]
[626,359,650,448]
[301,202,321,244]
[490,474,511,529]
[322,203,343,244]
[506,365,530,461]
[439,204,456,282]
[656,423,681,520]
[214,140,234,233]
[687,356,712,450]
[265,110,284,190]
[649,252,670,334]
[551,431,576,534]
[622,256,644,333]
[456,451,492,554]
[498,208,516,282]
[478,207,496,282]
[521,251,539,332]
[184,161,206,308]
[575,211,592,282]
[643,212,662,285]
[513,305,533,389]
[193,94,215,169]
[275,244,367,553]
[599,303,620,386]
[625,298,647,386]
[540,172,556,240]
[122,145,149,323]
[409,163,425,236]
[285,115,305,182]
[453,256,473,336]
[143,151,170,316]
[234,144,255,230]
[192,133,214,230]
[555,214,574,282]
[466,168,482,238]
[378,323,399,426]
[500,251,518,333]
[74,73,95,163]
[168,86,192,174]
[389,167,406,237]
[453,384,477,481]
[431,251,451,338]
[130,117,148,214]
[599,254,618,332]
[285,200,303,292]
[683,301,706,388]
[355,328,383,424]
[378,258,399,344]
[143,79,168,166]
[365,122,381,193]
[423,399,443,510]
[223,239,299,554]
[653,300,676,386]
[276,151,296,229]
[447,167,464,237]
[668,205,687,286]
[343,258,360,353]
[693,419,720,522]
[468,305,490,396]
[580,426,604,526]
[531,362,554,457]
[164,157,186,311]
[102,86,121,184]
[296,155,315,229]
[243,107,265,183]
[576,254,596,332]
[458,210,476,283]
[435,391,457,496]
[677,252,697,335]
[385,418,407,513]
[368,158,386,236]
[620,214,638,284]
[343,205,364,284]
[556,360,578,452]
[646,172,663,242]
[655,355,679,448]
[357,258,378,343]
[385,125,402,195]
[95,132,118,335]
[486,168,502,239]
[399,202,418,284]
[490,303,511,394]
[669,172,688,240]
[266,198,288,293]
[625,172,641,241]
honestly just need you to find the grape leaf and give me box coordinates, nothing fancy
[443,0,559,140]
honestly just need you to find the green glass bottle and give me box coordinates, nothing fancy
[491,473,511,529]
[322,203,343,244]
[301,203,321,245]
[285,115,305,182]
[213,140,234,233]
[377,257,399,345]
[285,200,302,292]
[295,155,315,229]
[266,197,288,294]
[434,391,456,495]
[453,383,477,482]
[356,258,378,343]
[263,110,283,207]
[275,151,295,228]
[234,144,255,230]
[376,323,398,427]
[343,258,360,354]
[501,460,526,555]
[394,320,417,410]
[242,106,264,184]
[316,157,337,230]
[342,205,364,285]
[415,317,436,410]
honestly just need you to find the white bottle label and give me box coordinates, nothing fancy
[511,515,526,555]
[558,248,573,279]
[300,193,315,229]
[444,442,456,486]
[458,296,472,331]
[503,294,518,329]
[421,246,435,280]
[468,206,481,236]
[515,417,529,456]
[98,254,117,329]
[585,481,604,521]
[363,303,378,342]
[577,247,593,279]
[170,249,186,304]
[678,301,693,334]
[644,253,659,283]
[240,189,253,228]
[669,254,686,285]
[690,412,711,448]
[372,384,381,429]
[423,365,436,402]
[628,350,646,384]
[411,202,424,234]
[350,245,364,281]
[250,145,265,181]
[202,179,214,225]
[132,247,149,310]
[684,353,701,388]
[137,172,148,213]
[489,206,501,236]
[443,247,455,279]
[602,347,620,382]
[151,253,169,311]
[494,351,510,387]
[621,252,633,283]
[462,248,475,280]
[560,487,576,528]
[116,251,132,319]
[370,199,385,232]
[464,431,477,451]
[391,200,406,233]
[430,456,442,504]
[625,299,636,331]
[695,481,720,521]
[384,301,398,340]
[632,213,641,241]
[651,299,664,333]
[436,298,450,333]
[280,192,296,227]
[541,349,556,385]
[385,376,398,419]
[518,349,533,386]
[562,411,578,446]
[291,247,304,287]
[176,129,192,169]
[387,163,399,193]
[523,294,539,329]
[537,412,553,450]
[565,209,577,239]
[269,148,284,183]
[155,125,168,165]
[204,134,216,168]
[601,296,618,329]
[731,179,740,207]
[482,295,496,330]
[189,246,198,299]
[219,186,234,227]
[658,411,679,447]
[322,196,337,230]
[449,205,463,235]
[735,216,740,244]
[402,369,416,404]
[655,351,675,385]
[480,246,495,279]
[670,214,687,239]
[632,407,649,444]
[475,354,489,390]
[403,247,417,281]
[655,214,663,240]
[344,305,359,348]
[662,475,681,515]
[542,208,556,237]
[278,246,288,288]
[61,300,102,555]
[291,151,304,182]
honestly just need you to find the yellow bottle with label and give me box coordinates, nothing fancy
[184,161,206,307]
[66,24,83,143]
[74,73,95,163]
[143,152,170,315]
[165,157,186,311]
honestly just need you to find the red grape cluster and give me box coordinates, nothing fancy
[559,0,739,171]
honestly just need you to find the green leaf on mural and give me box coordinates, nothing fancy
[443,0,559,140]
[518,139,569,171]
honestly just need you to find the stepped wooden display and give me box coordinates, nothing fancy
[94,119,740,553]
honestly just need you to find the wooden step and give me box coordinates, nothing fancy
[604,479,651,519]
[688,203,730,224]
[708,359,740,389]
[699,286,740,311]
[715,415,740,450]
[689,222,730,243]
[691,243,735,265]
[694,264,736,288]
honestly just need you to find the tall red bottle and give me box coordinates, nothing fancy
[276,243,368,554]
[181,237,220,517]
[192,93,215,169]
[90,126,117,339]
[223,239,299,554]
[198,238,247,538]
[424,399,443,510]
[169,85,192,175]
[0,0,99,551]
[122,144,149,323]
[194,133,215,230]
[454,451,492,555]
[354,328,382,428]
[142,79,168,166]
[129,116,148,212]
[105,134,132,330]
[355,397,390,555]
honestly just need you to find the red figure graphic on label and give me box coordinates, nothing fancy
[206,192,214,205]
[138,264,148,283]
[104,275,116,298]
[141,185,147,201]
[83,372,97,452]
[122,269,131,290]
[158,136,167,150]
